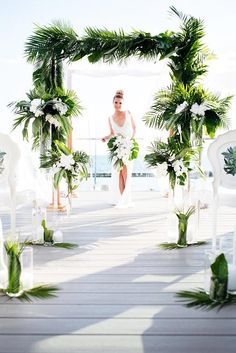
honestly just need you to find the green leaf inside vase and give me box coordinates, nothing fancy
[210,253,228,301]
[41,219,54,243]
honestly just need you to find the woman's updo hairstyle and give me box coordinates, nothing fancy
[113,89,124,101]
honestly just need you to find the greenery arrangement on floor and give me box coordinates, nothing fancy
[27,219,78,249]
[176,253,236,310]
[0,284,59,302]
[1,240,59,301]
[159,205,207,249]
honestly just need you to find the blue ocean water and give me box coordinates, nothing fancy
[79,143,213,192]
[90,155,152,175]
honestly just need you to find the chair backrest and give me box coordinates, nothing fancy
[0,133,20,185]
[208,130,236,192]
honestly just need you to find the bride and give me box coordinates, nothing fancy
[102,90,136,208]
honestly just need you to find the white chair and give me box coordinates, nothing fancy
[0,133,21,234]
[207,129,236,249]
[0,133,36,236]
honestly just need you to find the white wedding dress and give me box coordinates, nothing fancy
[109,111,134,208]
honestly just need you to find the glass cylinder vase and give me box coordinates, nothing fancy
[167,188,178,242]
[209,275,228,301]
[21,247,33,290]
[177,217,188,247]
[204,250,220,293]
[0,219,8,289]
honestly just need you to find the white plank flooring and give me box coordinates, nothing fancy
[0,191,236,353]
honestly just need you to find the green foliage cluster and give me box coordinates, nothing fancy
[222,146,236,176]
[40,140,90,194]
[10,86,82,150]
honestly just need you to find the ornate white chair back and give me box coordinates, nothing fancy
[208,129,236,249]
[208,130,236,194]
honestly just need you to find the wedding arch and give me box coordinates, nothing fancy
[12,6,231,201]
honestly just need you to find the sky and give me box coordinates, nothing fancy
[0,0,236,155]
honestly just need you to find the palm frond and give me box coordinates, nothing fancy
[17,285,59,302]
[167,7,209,85]
[25,21,78,63]
[159,241,206,250]
[71,27,176,64]
[26,241,78,249]
[176,289,236,310]
[53,242,78,249]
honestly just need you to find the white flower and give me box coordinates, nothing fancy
[59,154,74,170]
[175,101,188,114]
[31,98,42,107]
[45,114,61,128]
[172,159,188,177]
[45,114,53,121]
[169,155,175,162]
[30,99,44,114]
[53,101,68,115]
[190,102,208,117]
[52,163,61,174]
[34,109,44,117]
[114,134,125,146]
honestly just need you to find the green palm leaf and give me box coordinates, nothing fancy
[159,241,206,249]
[16,285,59,302]
[53,242,78,249]
[176,289,236,310]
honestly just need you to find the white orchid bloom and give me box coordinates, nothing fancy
[173,159,188,177]
[34,109,44,117]
[52,163,61,174]
[45,114,53,121]
[190,102,208,117]
[175,101,188,114]
[45,114,61,128]
[169,155,175,162]
[52,119,61,128]
[54,102,68,115]
[59,154,74,170]
[30,98,42,107]
[115,135,124,145]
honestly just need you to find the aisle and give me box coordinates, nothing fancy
[0,191,236,353]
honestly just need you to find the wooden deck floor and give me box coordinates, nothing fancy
[0,191,236,353]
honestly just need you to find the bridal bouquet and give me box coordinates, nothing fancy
[40,140,90,195]
[107,134,139,171]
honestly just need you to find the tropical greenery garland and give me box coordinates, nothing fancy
[143,9,231,195]
[23,8,232,163]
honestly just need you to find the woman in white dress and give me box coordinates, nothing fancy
[102,90,136,208]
